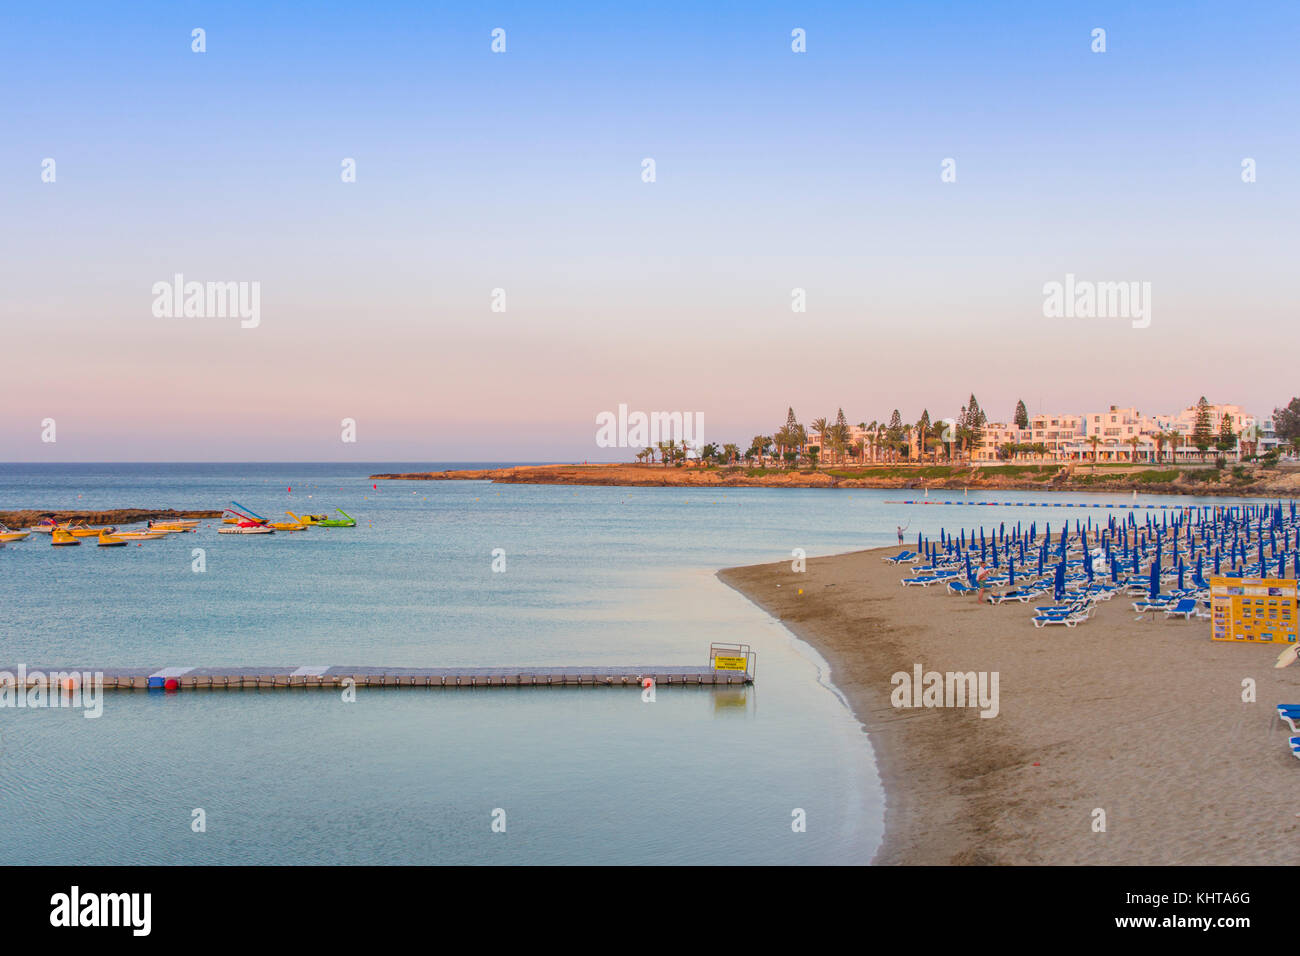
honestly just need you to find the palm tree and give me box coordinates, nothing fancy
[1168,431,1183,465]
[811,416,829,452]
[1153,431,1166,464]
[723,443,740,465]
[1127,434,1141,463]
[1088,434,1101,468]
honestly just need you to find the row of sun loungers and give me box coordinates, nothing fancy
[896,551,1221,631]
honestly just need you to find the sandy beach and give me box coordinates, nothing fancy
[719,546,1300,865]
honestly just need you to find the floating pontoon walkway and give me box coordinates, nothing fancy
[4,664,752,690]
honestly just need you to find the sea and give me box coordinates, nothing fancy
[0,463,1247,864]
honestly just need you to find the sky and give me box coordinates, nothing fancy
[1,1,1297,461]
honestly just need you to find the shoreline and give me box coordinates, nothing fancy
[718,545,1300,865]
[372,463,1300,499]
[0,508,221,527]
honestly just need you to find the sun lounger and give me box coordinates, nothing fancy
[990,588,1043,604]
[946,580,978,596]
[1032,606,1092,628]
[901,575,947,586]
[883,551,917,564]
[1162,598,1199,620]
[1131,598,1171,613]
[1278,705,1300,733]
[1290,737,1300,760]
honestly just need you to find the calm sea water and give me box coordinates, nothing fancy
[0,464,1250,864]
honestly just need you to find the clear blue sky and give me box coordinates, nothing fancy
[2,1,1296,460]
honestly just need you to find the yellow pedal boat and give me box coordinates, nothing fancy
[51,529,81,546]
[97,530,129,547]
[69,525,115,538]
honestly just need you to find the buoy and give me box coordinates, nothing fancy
[641,677,654,689]
[164,678,179,692]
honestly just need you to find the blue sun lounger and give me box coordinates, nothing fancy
[1032,605,1092,628]
[1278,705,1300,733]
[883,551,917,564]
[1162,598,1199,620]
[1290,737,1300,760]
[990,587,1043,604]
[946,580,978,596]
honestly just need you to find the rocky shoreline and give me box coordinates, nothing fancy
[370,463,1300,498]
[0,508,222,528]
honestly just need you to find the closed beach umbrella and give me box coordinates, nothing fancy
[1177,560,1185,590]
[1149,555,1161,599]
[1008,556,1016,586]
[1054,561,1066,600]
[1086,550,1094,582]
[965,553,975,586]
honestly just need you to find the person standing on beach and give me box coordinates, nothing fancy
[976,560,991,604]
[897,521,910,546]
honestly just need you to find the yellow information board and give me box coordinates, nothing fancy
[713,655,748,671]
[1209,576,1298,644]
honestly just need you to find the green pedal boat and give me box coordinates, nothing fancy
[315,509,356,528]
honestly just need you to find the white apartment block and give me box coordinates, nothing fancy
[972,414,1083,461]
[806,401,1268,465]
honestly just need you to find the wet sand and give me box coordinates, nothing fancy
[718,546,1300,865]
